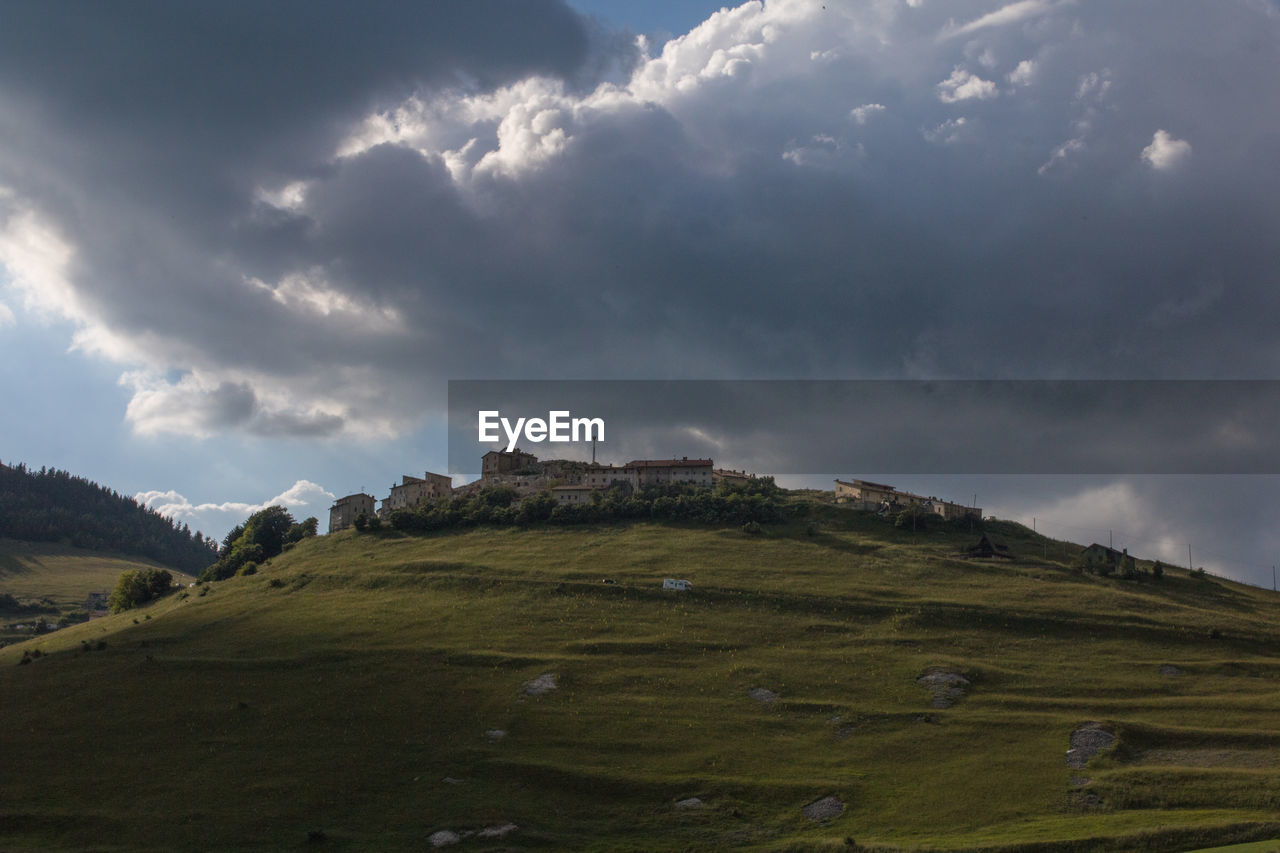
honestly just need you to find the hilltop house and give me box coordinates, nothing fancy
[481,448,538,479]
[835,478,980,521]
[329,493,376,533]
[378,471,452,518]
[712,468,756,487]
[625,458,714,488]
[550,457,716,505]
[1080,543,1137,574]
[551,483,597,505]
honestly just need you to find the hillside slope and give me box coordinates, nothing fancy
[3,510,1280,851]
[0,538,196,643]
[0,462,217,572]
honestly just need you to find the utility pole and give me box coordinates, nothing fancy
[1109,529,1113,550]
[1272,565,1275,592]
[1188,544,1193,572]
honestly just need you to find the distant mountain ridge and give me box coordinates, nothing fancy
[0,461,217,573]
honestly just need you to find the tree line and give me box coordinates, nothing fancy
[0,461,218,572]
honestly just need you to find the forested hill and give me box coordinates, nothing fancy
[0,462,217,573]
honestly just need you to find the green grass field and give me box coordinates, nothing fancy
[0,538,195,642]
[2,508,1279,851]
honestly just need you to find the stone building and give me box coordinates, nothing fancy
[835,478,980,521]
[481,448,538,479]
[624,458,714,488]
[579,464,639,490]
[834,478,898,508]
[329,493,376,533]
[551,483,597,505]
[379,471,452,517]
[712,468,756,487]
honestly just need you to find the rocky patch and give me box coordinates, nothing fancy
[916,670,970,708]
[478,823,519,839]
[802,795,845,822]
[1066,723,1115,769]
[523,673,557,696]
[748,687,778,704]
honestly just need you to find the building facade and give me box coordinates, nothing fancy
[551,484,597,505]
[578,464,639,490]
[712,468,755,487]
[625,458,714,488]
[379,471,452,517]
[481,449,538,479]
[329,493,376,533]
[835,478,980,520]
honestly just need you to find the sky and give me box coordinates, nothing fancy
[1,1,1279,584]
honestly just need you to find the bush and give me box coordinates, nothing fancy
[108,568,174,613]
[236,562,258,577]
[895,506,930,531]
[57,609,90,628]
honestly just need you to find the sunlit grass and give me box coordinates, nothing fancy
[2,507,1280,850]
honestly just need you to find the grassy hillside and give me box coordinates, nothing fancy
[3,509,1280,851]
[0,538,196,642]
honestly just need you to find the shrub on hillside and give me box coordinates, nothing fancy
[895,506,930,531]
[108,568,174,613]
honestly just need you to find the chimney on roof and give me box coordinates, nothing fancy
[682,456,687,461]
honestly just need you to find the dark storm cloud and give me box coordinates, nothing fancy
[446,380,1280,476]
[2,0,1280,438]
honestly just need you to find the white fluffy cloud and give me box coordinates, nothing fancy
[1141,129,1192,171]
[0,301,13,328]
[136,480,335,526]
[936,66,998,103]
[850,102,886,124]
[1007,59,1037,86]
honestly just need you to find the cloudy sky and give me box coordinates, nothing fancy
[2,1,1278,584]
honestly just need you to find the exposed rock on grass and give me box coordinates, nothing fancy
[523,673,557,696]
[428,829,460,847]
[483,729,506,741]
[1159,663,1183,677]
[916,670,969,708]
[748,687,778,703]
[675,797,704,809]
[802,795,844,821]
[478,823,518,838]
[1066,723,1115,768]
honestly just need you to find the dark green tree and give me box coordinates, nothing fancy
[108,568,174,613]
[200,506,298,581]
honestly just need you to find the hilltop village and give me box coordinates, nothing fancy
[328,449,760,532]
[328,449,982,533]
